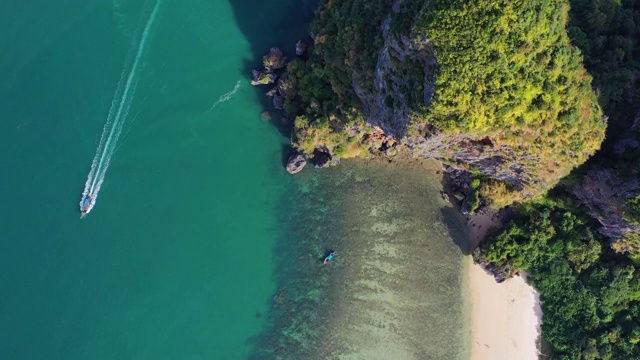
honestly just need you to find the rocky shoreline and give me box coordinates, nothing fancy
[251,42,518,282]
[249,44,485,206]
[250,42,399,174]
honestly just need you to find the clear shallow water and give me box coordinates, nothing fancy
[253,159,471,359]
[0,1,470,358]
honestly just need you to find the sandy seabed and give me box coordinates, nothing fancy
[253,154,542,359]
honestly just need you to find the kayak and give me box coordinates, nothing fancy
[323,251,335,264]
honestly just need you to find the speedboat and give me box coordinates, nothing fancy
[80,195,93,216]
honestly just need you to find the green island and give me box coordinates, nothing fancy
[270,0,640,358]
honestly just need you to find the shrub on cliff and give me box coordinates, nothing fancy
[479,179,525,210]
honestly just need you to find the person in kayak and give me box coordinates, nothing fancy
[323,251,335,265]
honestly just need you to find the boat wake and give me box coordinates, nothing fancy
[207,80,241,112]
[80,0,161,216]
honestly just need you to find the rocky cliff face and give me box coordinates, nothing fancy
[352,15,435,137]
[348,4,540,199]
[570,106,640,253]
[408,134,536,195]
[573,167,640,253]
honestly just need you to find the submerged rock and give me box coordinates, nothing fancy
[286,154,306,174]
[295,40,308,56]
[265,87,278,98]
[281,110,294,126]
[272,93,285,110]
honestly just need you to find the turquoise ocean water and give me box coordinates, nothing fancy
[0,1,313,358]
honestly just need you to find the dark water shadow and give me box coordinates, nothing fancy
[222,3,322,356]
[226,0,318,139]
[280,144,295,167]
[440,206,471,256]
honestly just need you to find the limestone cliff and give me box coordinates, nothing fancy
[283,0,606,209]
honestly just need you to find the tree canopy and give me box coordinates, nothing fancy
[417,0,606,188]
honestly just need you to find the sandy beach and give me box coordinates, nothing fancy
[467,212,543,360]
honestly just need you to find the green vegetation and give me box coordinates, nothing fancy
[283,1,394,158]
[417,0,605,190]
[284,1,391,120]
[475,1,640,357]
[568,0,640,134]
[563,0,640,255]
[285,0,606,199]
[476,200,640,359]
[625,195,640,227]
[479,179,525,210]
[566,0,640,173]
[618,194,640,256]
[570,0,640,254]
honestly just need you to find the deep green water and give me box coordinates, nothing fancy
[0,1,313,358]
[0,1,469,359]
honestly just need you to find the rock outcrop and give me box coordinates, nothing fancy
[352,17,435,138]
[443,165,478,214]
[251,69,276,86]
[313,147,340,168]
[347,14,542,199]
[286,154,307,174]
[410,133,534,196]
[266,73,296,110]
[284,1,604,208]
[263,47,287,71]
[573,168,640,251]
[472,251,517,283]
[251,48,288,86]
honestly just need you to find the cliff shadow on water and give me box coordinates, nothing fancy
[226,0,318,139]
[440,206,472,256]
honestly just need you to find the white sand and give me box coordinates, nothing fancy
[469,259,542,360]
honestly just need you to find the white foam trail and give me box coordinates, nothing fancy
[112,0,128,35]
[80,0,161,216]
[207,80,241,111]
